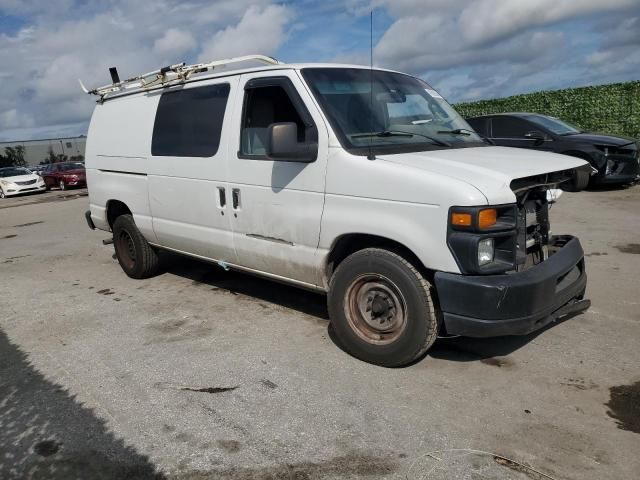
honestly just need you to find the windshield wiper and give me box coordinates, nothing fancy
[351,130,451,147]
[436,128,474,136]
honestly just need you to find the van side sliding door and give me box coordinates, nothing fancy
[147,78,239,262]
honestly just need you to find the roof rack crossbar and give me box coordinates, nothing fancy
[80,54,282,101]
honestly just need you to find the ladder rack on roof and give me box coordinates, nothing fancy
[80,54,282,101]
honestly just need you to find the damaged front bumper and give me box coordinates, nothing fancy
[434,235,589,337]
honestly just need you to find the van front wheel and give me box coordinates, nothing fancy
[328,248,438,367]
[112,214,159,279]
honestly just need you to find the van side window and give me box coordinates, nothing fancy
[152,83,230,157]
[240,79,316,158]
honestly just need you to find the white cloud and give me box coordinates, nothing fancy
[1,0,640,141]
[0,0,282,141]
[198,5,293,62]
[0,108,34,130]
[458,0,639,45]
[366,0,640,101]
[153,29,197,57]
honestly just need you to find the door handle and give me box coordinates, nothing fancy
[232,188,240,210]
[217,187,226,208]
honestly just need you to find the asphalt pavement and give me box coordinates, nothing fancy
[0,186,639,479]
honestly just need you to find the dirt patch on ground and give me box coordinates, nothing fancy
[606,381,640,434]
[33,440,60,457]
[480,357,515,368]
[216,439,241,453]
[172,452,398,479]
[615,244,640,254]
[12,221,44,228]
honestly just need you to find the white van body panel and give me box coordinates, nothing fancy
[85,94,157,238]
[146,78,238,261]
[225,71,330,286]
[378,146,587,205]
[319,148,488,277]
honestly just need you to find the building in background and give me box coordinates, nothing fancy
[0,135,86,166]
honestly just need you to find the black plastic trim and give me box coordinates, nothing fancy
[98,169,147,176]
[84,210,96,230]
[435,235,588,337]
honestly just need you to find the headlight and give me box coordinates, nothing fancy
[478,238,495,266]
[447,204,517,274]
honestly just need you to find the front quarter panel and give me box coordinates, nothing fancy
[319,149,489,280]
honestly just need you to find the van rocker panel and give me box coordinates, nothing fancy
[434,236,588,337]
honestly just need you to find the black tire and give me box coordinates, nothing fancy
[0,187,5,199]
[563,168,591,192]
[328,248,439,367]
[112,214,159,279]
[59,179,66,191]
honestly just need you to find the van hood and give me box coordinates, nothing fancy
[378,146,588,204]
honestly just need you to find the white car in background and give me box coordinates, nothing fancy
[0,167,46,198]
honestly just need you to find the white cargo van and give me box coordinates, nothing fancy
[84,55,591,366]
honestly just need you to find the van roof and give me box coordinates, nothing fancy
[86,58,404,103]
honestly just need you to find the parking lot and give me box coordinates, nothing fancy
[1,186,639,479]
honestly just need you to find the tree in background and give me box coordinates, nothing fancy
[15,145,26,166]
[40,146,68,165]
[2,146,27,167]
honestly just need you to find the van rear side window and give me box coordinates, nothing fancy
[152,83,230,157]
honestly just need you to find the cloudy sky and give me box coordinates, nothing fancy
[1,0,639,141]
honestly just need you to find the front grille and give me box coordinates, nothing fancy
[515,193,550,271]
[16,179,37,185]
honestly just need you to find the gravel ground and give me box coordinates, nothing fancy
[0,185,639,479]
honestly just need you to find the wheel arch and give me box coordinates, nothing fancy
[325,233,434,285]
[561,150,598,167]
[106,199,132,229]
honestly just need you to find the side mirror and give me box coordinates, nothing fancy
[524,130,546,144]
[266,122,317,163]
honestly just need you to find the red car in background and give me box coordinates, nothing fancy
[41,162,87,190]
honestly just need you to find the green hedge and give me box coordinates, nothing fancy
[455,81,640,140]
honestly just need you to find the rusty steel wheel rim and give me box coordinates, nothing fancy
[344,274,408,345]
[116,230,136,270]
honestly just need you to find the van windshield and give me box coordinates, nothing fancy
[301,68,485,155]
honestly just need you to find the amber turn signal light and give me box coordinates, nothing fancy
[451,212,472,227]
[478,208,497,229]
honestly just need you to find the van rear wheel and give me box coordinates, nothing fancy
[112,214,159,279]
[328,248,438,367]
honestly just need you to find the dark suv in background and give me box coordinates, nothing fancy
[466,113,639,189]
